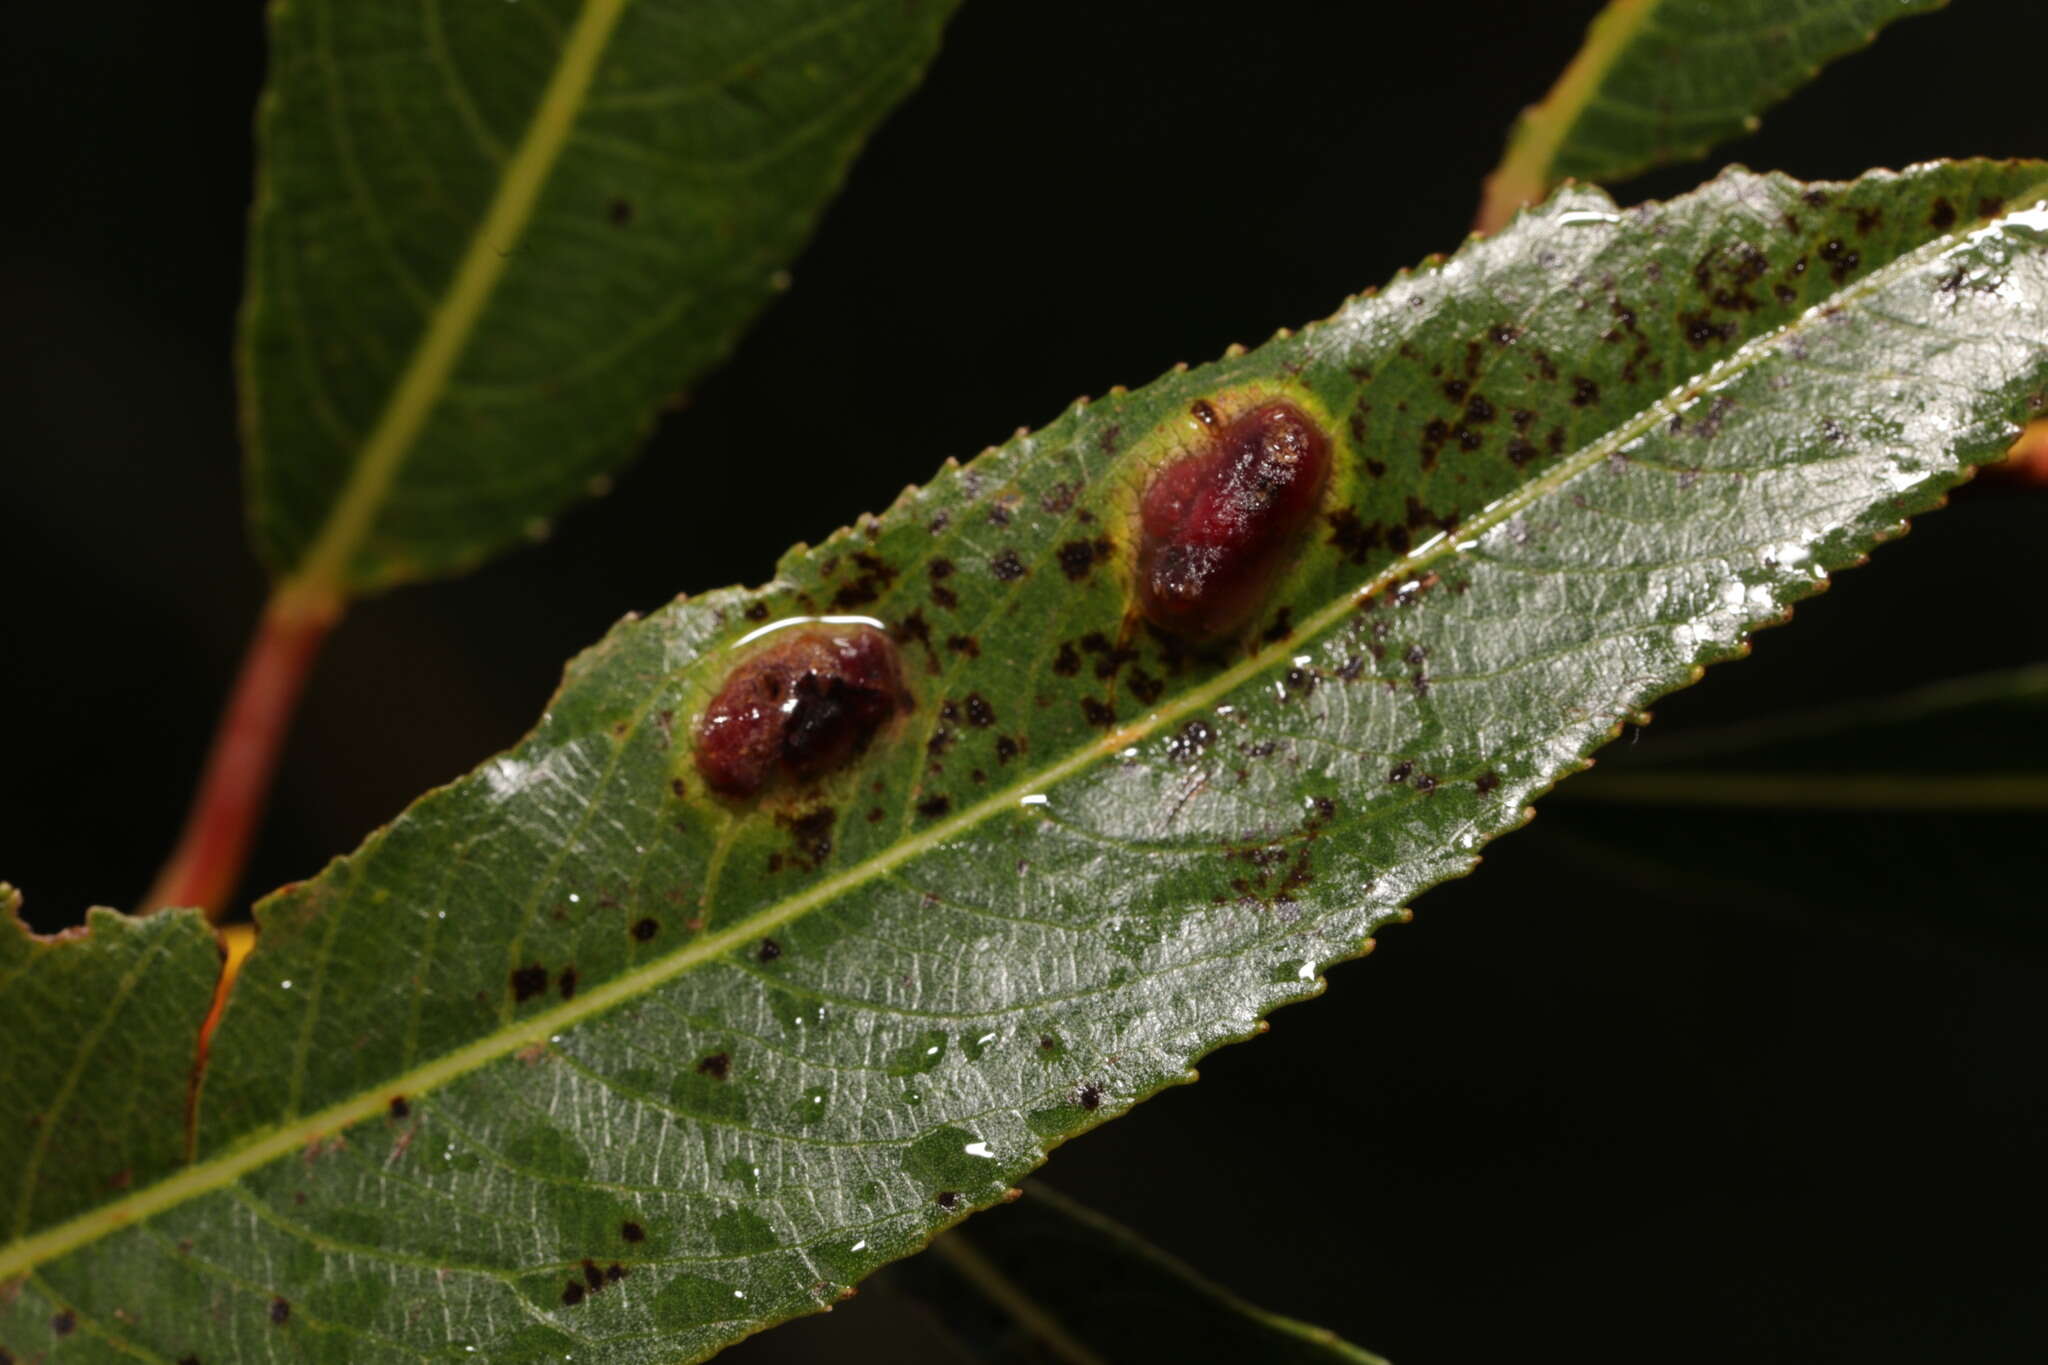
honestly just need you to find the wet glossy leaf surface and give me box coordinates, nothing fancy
[6,161,2048,1362]
[1482,0,1946,225]
[242,0,958,593]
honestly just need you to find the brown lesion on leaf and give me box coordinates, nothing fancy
[1219,796,1339,915]
[1056,537,1114,580]
[510,964,548,1003]
[777,806,837,870]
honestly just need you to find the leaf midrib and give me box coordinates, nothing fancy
[279,0,630,594]
[1477,0,1657,228]
[3,190,2025,1283]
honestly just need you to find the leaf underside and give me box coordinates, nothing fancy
[6,161,2047,1363]
[1481,0,1947,226]
[242,0,958,593]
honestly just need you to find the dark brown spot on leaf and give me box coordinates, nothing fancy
[1168,719,1214,762]
[784,806,836,863]
[1057,537,1112,580]
[632,917,659,942]
[696,1052,731,1080]
[1325,508,1379,564]
[511,965,547,1003]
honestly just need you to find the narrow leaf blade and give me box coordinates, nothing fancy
[8,162,2047,1362]
[1477,0,1949,230]
[243,0,959,594]
[1552,664,2048,952]
[914,1184,1388,1363]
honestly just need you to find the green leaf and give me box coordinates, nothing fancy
[1477,0,1949,231]
[1566,661,2048,810]
[242,0,959,596]
[912,1183,1388,1363]
[0,895,220,1239]
[6,161,2047,1362]
[1548,663,2048,953]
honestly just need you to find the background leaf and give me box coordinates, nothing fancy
[1477,0,1949,230]
[905,1183,1388,1363]
[242,0,959,595]
[6,162,2047,1361]
[1547,663,2048,954]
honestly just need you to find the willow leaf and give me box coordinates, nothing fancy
[917,1184,1388,1363]
[1477,0,1948,230]
[5,161,2047,1363]
[1568,662,2048,810]
[1549,663,2048,952]
[243,0,958,596]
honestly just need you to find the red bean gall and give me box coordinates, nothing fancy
[693,624,910,798]
[1137,399,1333,639]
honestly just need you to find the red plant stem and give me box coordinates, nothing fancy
[141,584,343,919]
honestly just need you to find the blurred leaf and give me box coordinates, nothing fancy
[911,1183,1387,1363]
[242,0,959,595]
[1477,0,1948,231]
[1552,664,2048,952]
[1567,662,2048,806]
[6,161,2048,1362]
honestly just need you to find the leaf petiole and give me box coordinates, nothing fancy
[138,583,343,920]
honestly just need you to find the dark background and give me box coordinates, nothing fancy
[5,2,2046,1360]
